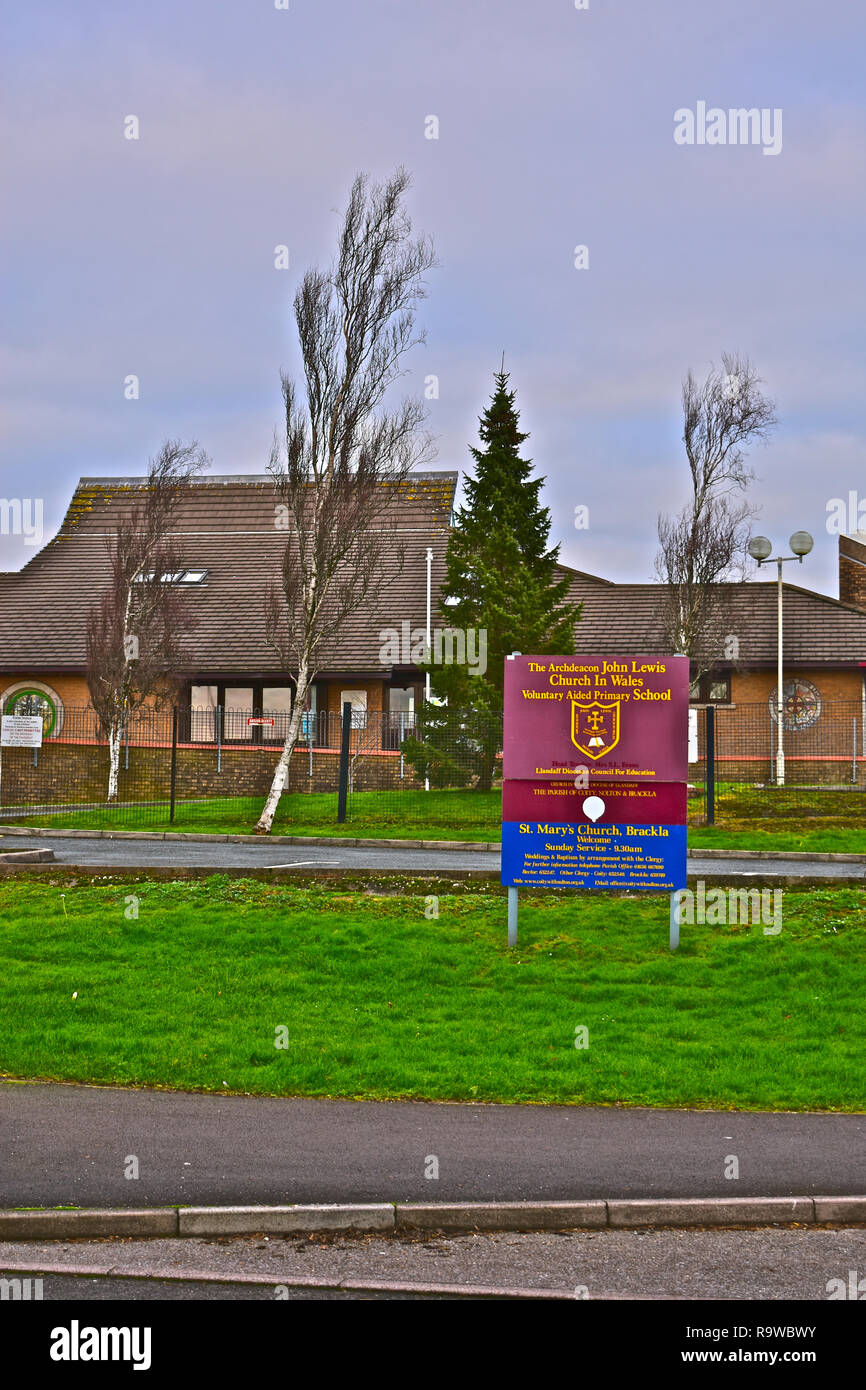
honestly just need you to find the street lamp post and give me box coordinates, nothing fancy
[748,531,814,787]
[424,546,433,792]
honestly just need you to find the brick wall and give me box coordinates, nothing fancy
[324,678,385,715]
[839,535,866,610]
[0,741,163,807]
[0,673,90,708]
[0,738,419,809]
[730,667,863,704]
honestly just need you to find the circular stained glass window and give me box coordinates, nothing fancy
[2,684,63,737]
[768,679,821,731]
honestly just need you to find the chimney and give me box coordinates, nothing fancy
[839,533,866,609]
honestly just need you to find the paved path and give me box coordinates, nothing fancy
[2,1083,863,1208]
[4,1227,864,1301]
[2,832,863,879]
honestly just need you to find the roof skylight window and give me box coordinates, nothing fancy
[134,569,209,585]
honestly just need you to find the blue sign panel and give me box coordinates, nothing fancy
[501,821,687,891]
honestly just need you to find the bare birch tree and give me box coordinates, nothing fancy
[86,440,208,800]
[254,168,436,833]
[655,353,776,676]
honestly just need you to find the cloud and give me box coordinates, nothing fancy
[1,0,864,603]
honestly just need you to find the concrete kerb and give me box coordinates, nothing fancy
[3,1196,865,1240]
[694,848,866,864]
[0,848,55,863]
[0,1208,178,1240]
[395,1201,607,1232]
[178,1204,394,1236]
[605,1196,816,1228]
[0,825,500,853]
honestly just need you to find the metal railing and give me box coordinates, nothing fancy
[3,700,866,827]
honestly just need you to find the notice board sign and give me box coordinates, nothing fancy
[503,654,689,783]
[1,714,43,748]
[502,779,687,825]
[501,822,688,891]
[501,654,688,894]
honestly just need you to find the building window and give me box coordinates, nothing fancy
[299,686,318,741]
[135,569,208,585]
[186,682,296,743]
[340,690,368,729]
[224,687,255,740]
[389,687,414,713]
[388,686,417,732]
[190,685,218,742]
[262,687,292,740]
[690,674,731,704]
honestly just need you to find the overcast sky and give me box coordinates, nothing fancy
[2,0,864,598]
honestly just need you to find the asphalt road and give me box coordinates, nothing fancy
[3,1227,865,1300]
[2,1083,864,1207]
[0,833,494,873]
[1,832,862,879]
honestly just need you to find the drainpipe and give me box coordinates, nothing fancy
[425,547,433,703]
[775,557,785,786]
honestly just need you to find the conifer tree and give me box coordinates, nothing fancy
[404,370,580,790]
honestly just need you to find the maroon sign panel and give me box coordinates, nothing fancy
[502,654,690,783]
[502,779,687,826]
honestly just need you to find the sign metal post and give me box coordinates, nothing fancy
[507,886,518,948]
[669,890,680,951]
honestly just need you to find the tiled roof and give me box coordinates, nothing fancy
[0,473,457,675]
[4,475,864,675]
[562,569,866,665]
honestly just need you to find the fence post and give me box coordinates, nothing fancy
[337,700,351,823]
[169,705,178,823]
[705,705,715,825]
[854,718,858,785]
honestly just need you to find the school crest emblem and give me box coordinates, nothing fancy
[571,700,621,760]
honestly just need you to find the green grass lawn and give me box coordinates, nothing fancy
[688,824,866,853]
[9,788,866,853]
[0,875,863,1110]
[710,782,866,820]
[4,790,502,841]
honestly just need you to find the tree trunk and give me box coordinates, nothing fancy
[255,667,310,833]
[107,720,122,802]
